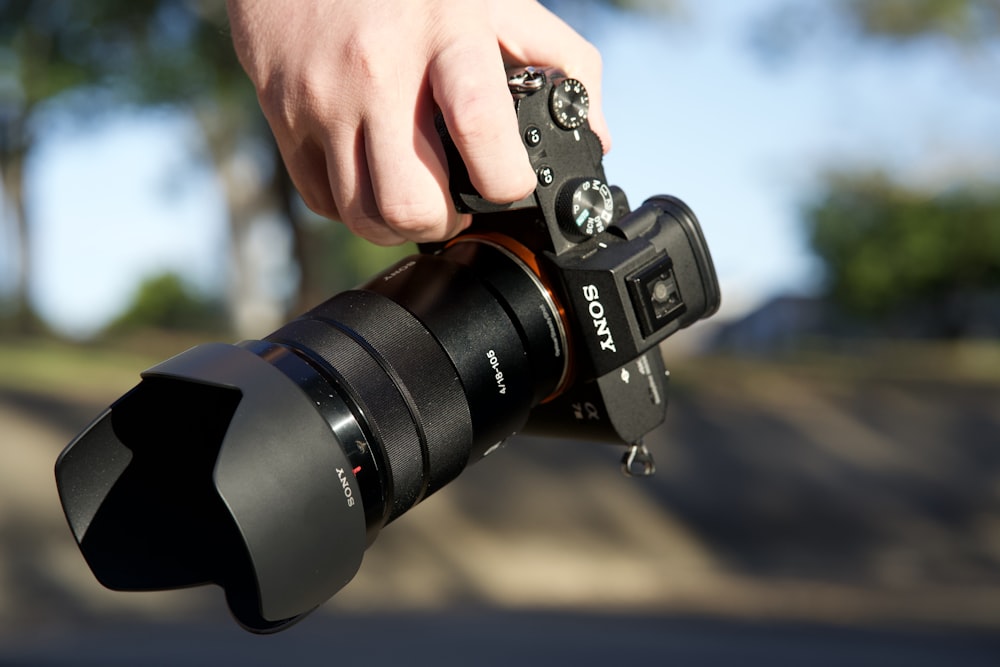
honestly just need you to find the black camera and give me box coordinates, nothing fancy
[54,67,720,633]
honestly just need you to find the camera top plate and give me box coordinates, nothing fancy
[440,67,613,256]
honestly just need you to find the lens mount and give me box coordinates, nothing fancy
[446,235,572,401]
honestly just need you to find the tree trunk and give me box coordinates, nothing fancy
[196,106,294,337]
[268,138,321,315]
[1,116,39,334]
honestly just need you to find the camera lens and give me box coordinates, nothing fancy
[55,238,567,632]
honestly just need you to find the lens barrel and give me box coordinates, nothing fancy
[270,240,568,527]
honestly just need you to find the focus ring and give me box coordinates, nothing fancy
[266,319,423,523]
[308,291,473,514]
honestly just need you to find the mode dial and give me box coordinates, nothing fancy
[557,178,614,240]
[549,78,589,130]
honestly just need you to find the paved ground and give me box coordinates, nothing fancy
[1,348,999,663]
[3,612,1000,667]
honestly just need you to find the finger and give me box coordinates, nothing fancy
[324,123,408,246]
[276,134,340,221]
[411,101,476,240]
[428,16,536,205]
[258,84,345,220]
[362,76,466,242]
[492,2,612,153]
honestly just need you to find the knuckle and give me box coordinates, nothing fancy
[481,172,536,205]
[257,30,390,128]
[445,93,504,149]
[379,201,444,239]
[258,68,327,132]
[509,168,539,198]
[300,191,336,220]
[340,31,382,82]
[287,168,338,220]
[342,214,403,246]
[580,40,603,73]
[445,102,534,203]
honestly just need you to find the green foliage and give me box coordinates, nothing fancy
[750,0,1000,64]
[106,272,226,333]
[845,0,1000,43]
[600,0,679,12]
[0,297,49,338]
[0,0,248,107]
[301,216,415,296]
[542,0,679,12]
[806,173,1000,316]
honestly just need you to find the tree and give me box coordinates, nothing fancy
[751,0,1000,69]
[751,0,1000,336]
[0,2,111,332]
[0,1,264,333]
[805,173,1000,334]
[105,271,226,334]
[843,0,1000,43]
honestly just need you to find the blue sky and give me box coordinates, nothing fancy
[7,0,1000,337]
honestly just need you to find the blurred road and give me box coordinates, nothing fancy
[1,351,999,664]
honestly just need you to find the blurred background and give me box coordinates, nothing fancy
[2,0,1000,664]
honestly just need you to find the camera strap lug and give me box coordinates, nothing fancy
[507,66,547,93]
[621,440,656,477]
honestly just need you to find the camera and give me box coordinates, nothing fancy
[54,67,720,633]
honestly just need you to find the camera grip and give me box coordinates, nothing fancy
[523,348,669,445]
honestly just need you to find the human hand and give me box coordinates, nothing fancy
[227,0,610,245]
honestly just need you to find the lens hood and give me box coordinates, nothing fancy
[55,343,366,632]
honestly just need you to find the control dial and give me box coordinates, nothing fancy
[549,78,589,130]
[557,178,614,240]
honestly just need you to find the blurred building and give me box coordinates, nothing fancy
[711,291,1000,354]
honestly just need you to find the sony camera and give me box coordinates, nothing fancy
[54,67,720,632]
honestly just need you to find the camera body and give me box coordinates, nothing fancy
[54,67,720,633]
[441,67,719,445]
